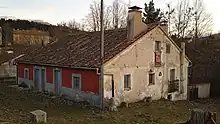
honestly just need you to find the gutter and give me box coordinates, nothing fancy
[16,61,98,71]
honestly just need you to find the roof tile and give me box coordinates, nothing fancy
[17,25,157,68]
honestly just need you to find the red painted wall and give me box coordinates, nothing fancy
[28,65,33,80]
[18,63,99,94]
[17,63,33,80]
[46,67,53,84]
[18,63,25,78]
[62,68,99,94]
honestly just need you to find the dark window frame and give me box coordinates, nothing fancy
[149,72,155,85]
[72,74,81,90]
[24,68,29,79]
[124,74,131,91]
[166,44,171,53]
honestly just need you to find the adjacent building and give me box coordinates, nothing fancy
[13,29,50,45]
[16,6,190,106]
[0,44,41,77]
[0,26,50,46]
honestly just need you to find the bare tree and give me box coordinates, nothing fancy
[192,0,213,39]
[57,21,67,27]
[84,0,128,31]
[170,0,213,39]
[172,0,193,39]
[112,0,127,29]
[57,20,85,31]
[84,0,111,31]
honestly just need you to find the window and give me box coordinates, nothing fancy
[170,69,175,81]
[72,74,81,90]
[124,74,131,90]
[149,73,155,85]
[166,44,171,53]
[155,41,162,66]
[24,68,29,79]
[155,41,161,51]
[155,51,161,65]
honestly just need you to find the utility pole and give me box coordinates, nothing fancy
[100,0,104,109]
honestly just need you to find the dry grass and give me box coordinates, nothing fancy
[0,82,220,124]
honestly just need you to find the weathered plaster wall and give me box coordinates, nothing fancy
[104,27,189,105]
[164,35,189,101]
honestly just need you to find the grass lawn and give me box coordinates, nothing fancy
[0,82,220,124]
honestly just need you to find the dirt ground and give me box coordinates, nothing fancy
[0,82,220,124]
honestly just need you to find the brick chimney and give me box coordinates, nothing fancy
[127,6,148,40]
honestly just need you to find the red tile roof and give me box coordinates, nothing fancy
[17,25,158,68]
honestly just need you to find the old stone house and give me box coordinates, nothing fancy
[16,6,190,106]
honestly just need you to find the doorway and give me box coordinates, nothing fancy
[54,69,61,95]
[34,68,40,90]
[104,75,114,98]
[40,68,46,92]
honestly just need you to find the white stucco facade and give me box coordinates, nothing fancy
[104,27,190,106]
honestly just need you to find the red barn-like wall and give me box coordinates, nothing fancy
[17,63,99,94]
[62,68,99,94]
[18,63,33,80]
[18,63,25,78]
[46,67,53,84]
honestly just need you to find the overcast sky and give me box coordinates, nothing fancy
[0,0,219,32]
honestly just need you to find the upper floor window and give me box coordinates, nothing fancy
[72,74,81,90]
[170,69,175,81]
[166,44,171,53]
[24,68,29,79]
[155,41,161,51]
[155,41,162,66]
[124,74,131,91]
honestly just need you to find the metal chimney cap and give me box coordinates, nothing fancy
[128,6,142,10]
